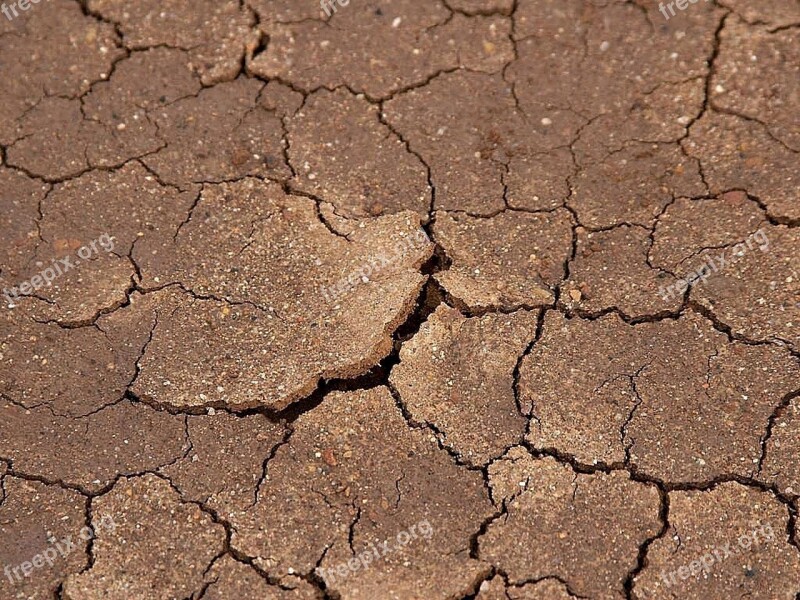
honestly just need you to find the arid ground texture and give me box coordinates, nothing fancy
[0,0,799,599]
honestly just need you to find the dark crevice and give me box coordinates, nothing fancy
[441,0,514,17]
[513,306,548,427]
[738,189,800,228]
[709,104,799,154]
[252,424,294,506]
[686,10,730,134]
[558,291,690,323]
[173,186,206,241]
[620,362,653,465]
[125,252,446,424]
[313,201,352,240]
[624,483,671,600]
[376,99,436,223]
[27,272,137,330]
[688,300,796,349]
[757,388,800,477]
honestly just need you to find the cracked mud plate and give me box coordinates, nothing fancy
[1,1,798,599]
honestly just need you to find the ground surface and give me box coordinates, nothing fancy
[0,0,798,599]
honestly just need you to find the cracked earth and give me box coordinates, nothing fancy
[0,0,798,599]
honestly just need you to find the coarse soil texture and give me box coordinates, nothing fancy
[0,1,798,599]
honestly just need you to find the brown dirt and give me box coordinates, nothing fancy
[0,1,798,599]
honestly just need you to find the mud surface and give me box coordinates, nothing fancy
[0,1,798,599]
